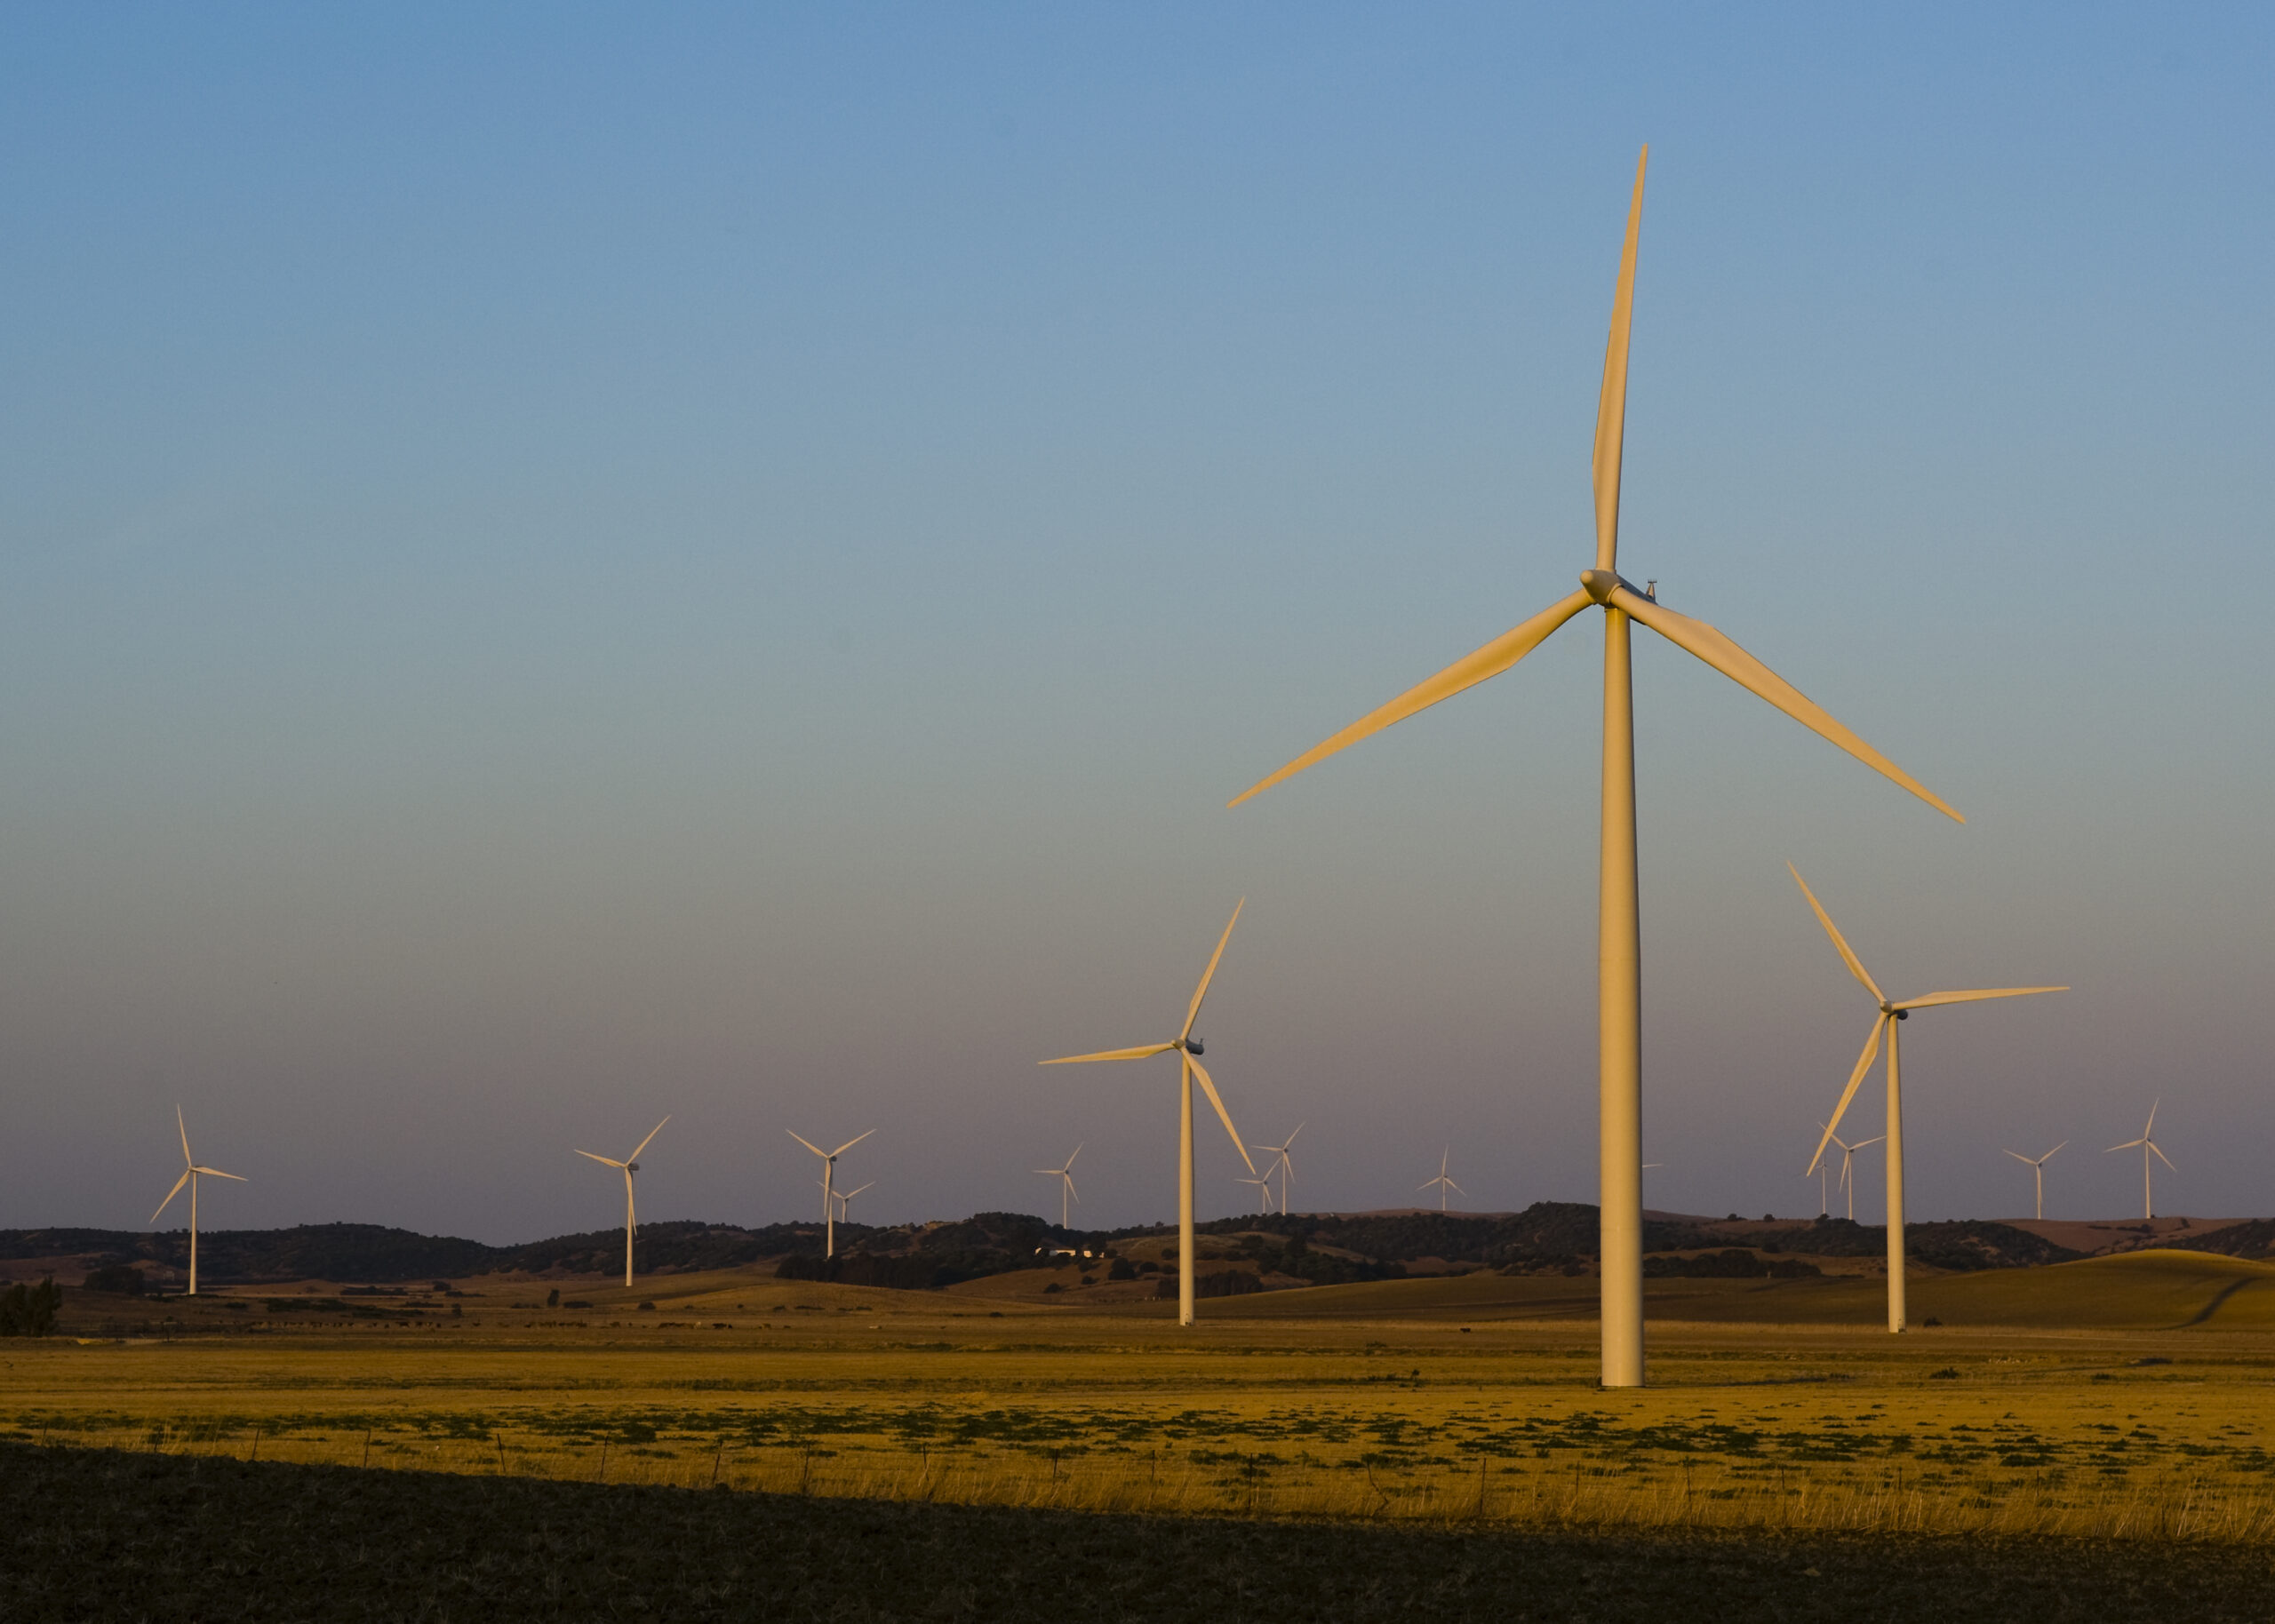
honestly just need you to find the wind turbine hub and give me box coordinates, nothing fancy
[1579,569,1622,604]
[627,1162,639,1172]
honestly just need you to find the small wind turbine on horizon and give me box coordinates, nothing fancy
[1236,1174,1273,1214]
[1418,1149,1465,1213]
[1229,148,1968,1388]
[1797,865,2065,1334]
[574,1118,668,1289]
[1040,900,1258,1327]
[1034,1144,1082,1230]
[788,1129,873,1259]
[1251,1124,1304,1216]
[149,1107,246,1296]
[1819,1122,1885,1223]
[2106,1104,2173,1221]
[2004,1142,2067,1222]
[833,1182,874,1225]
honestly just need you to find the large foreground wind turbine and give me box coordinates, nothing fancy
[2105,1104,2172,1221]
[150,1107,246,1296]
[1251,1124,1304,1216]
[2004,1141,2066,1221]
[1034,1144,1082,1230]
[788,1129,874,1259]
[1796,867,2064,1333]
[1418,1149,1465,1213]
[1041,901,1258,1326]
[1230,147,1966,1386]
[575,1118,668,1288]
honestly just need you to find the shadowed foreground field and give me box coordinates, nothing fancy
[7,1441,2275,1623]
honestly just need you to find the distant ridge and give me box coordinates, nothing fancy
[6,1203,2246,1287]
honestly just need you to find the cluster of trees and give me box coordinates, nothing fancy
[0,1278,60,1336]
[1641,1249,1823,1279]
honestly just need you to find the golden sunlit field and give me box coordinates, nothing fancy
[13,1249,2275,1549]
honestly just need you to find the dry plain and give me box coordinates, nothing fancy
[12,1248,2275,1545]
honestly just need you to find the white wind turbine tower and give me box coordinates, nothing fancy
[1040,900,1259,1327]
[1033,1145,1082,1230]
[1251,1124,1304,1216]
[1232,148,1967,1387]
[1796,865,2065,1333]
[787,1129,874,1259]
[1819,1123,1885,1223]
[2003,1142,2066,1222]
[833,1182,874,1225]
[575,1117,668,1289]
[149,1107,246,1296]
[2106,1103,2173,1221]
[1418,1149,1465,1213]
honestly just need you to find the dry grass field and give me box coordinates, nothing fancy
[12,1248,2275,1553]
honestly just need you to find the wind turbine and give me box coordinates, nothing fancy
[1251,1124,1304,1216]
[1418,1149,1465,1213]
[1034,1144,1082,1230]
[575,1118,668,1289]
[1797,866,2065,1333]
[2105,1104,2172,1221]
[787,1129,874,1259]
[833,1182,874,1225]
[1819,1123,1885,1223]
[149,1107,246,1296]
[1229,148,1966,1387]
[1040,900,1258,1326]
[2003,1141,2066,1222]
[1236,1174,1273,1214]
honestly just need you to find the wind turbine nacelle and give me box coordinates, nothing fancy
[627,1162,640,1172]
[1185,1038,1205,1055]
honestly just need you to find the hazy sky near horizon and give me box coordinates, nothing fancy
[2,6,2269,1244]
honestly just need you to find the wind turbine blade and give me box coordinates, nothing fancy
[1040,1042,1177,1065]
[1592,145,1648,572]
[785,1129,826,1157]
[2044,1142,2067,1161]
[1066,1143,1082,1170]
[2105,1138,2145,1153]
[2151,1143,2175,1172]
[1066,1176,1079,1205]
[1447,1179,1466,1196]
[1180,899,1244,1042]
[192,1167,247,1182]
[2145,1098,2159,1135]
[178,1106,193,1166]
[1613,586,1963,823]
[1895,987,2068,1011]
[151,1170,191,1224]
[828,1130,875,1158]
[843,1182,874,1199]
[1186,1056,1257,1174]
[1853,1137,1884,1151]
[575,1150,626,1167]
[2003,1150,2034,1165]
[1807,1015,1887,1175]
[1227,590,1594,807]
[1787,865,1885,1005]
[627,1116,670,1164]
[1285,1123,1304,1148]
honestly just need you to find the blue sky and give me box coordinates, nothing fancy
[2,5,2268,1241]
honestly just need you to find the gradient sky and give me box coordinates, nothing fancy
[3,5,2269,1243]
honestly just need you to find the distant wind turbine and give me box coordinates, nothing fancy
[1818,1123,1885,1223]
[575,1117,668,1289]
[1034,1144,1082,1230]
[1796,866,2065,1333]
[2105,1104,2173,1221]
[1418,1149,1465,1213]
[1236,1174,1273,1214]
[1251,1124,1304,1216]
[833,1181,874,1225]
[149,1107,246,1297]
[2003,1142,2066,1222]
[1231,148,1967,1388]
[787,1129,873,1259]
[1041,900,1258,1327]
